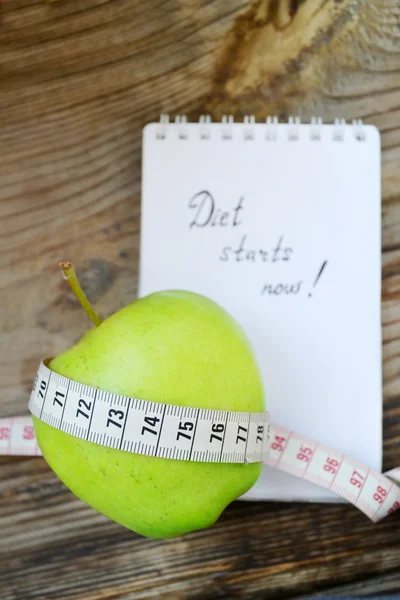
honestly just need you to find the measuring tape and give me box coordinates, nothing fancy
[29,361,268,464]
[2,360,400,523]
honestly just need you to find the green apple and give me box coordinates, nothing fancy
[33,262,265,538]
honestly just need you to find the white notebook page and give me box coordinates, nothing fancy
[139,121,382,502]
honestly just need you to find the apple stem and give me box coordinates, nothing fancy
[59,261,103,327]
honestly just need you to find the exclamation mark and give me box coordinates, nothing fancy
[309,260,328,297]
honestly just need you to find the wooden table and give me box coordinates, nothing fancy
[1,1,400,598]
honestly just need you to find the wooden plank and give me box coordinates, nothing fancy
[1,456,400,599]
[298,571,400,598]
[1,0,400,597]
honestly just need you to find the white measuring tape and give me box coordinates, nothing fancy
[2,360,400,523]
[29,361,268,464]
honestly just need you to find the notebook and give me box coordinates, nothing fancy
[139,115,382,502]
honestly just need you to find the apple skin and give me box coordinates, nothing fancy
[34,290,265,538]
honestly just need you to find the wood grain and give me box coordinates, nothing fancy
[1,0,400,598]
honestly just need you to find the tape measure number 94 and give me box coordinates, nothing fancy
[1,359,400,523]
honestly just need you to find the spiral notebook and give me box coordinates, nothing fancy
[139,115,382,502]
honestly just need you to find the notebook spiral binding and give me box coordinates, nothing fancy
[156,115,366,142]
